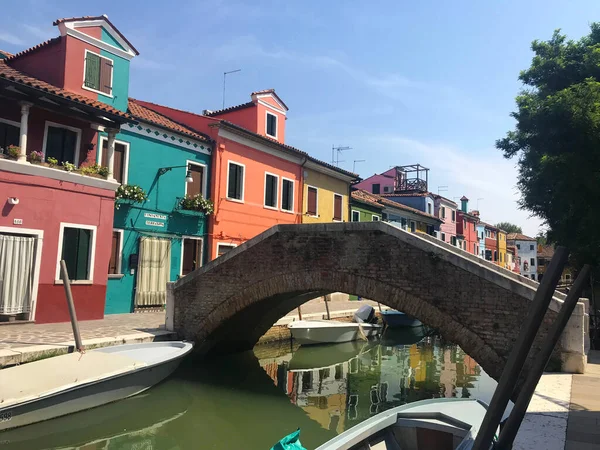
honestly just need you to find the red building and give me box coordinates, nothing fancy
[482,222,500,263]
[0,16,136,323]
[456,196,479,256]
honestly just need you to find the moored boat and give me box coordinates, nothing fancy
[380,309,423,328]
[315,398,497,450]
[288,320,382,345]
[0,341,193,431]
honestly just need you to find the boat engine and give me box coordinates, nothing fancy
[353,305,378,324]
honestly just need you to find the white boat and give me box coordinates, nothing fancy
[315,398,497,450]
[288,320,382,345]
[0,341,193,431]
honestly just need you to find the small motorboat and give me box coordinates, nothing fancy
[380,309,423,328]
[315,398,497,450]
[288,304,382,345]
[0,341,193,431]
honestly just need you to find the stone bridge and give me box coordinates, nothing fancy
[168,222,588,385]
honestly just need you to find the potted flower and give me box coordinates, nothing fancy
[6,145,21,160]
[179,194,214,215]
[27,150,43,164]
[115,184,148,209]
[47,157,58,167]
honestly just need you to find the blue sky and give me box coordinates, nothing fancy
[2,1,599,236]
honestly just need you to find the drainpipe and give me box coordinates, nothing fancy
[18,102,32,162]
[299,157,308,224]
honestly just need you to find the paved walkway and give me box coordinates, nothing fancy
[566,350,600,449]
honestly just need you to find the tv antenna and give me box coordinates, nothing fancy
[332,145,351,167]
[222,69,241,109]
[353,159,365,173]
[477,197,484,209]
[438,185,448,195]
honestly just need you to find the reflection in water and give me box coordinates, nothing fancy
[3,334,499,450]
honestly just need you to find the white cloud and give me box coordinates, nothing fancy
[0,32,25,46]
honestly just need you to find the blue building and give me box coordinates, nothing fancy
[476,223,486,258]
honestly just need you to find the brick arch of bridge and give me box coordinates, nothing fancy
[172,222,587,387]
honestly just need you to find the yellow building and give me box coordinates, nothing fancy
[302,160,357,223]
[497,230,507,268]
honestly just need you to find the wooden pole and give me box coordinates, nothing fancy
[496,264,591,449]
[324,294,331,320]
[472,246,569,450]
[297,306,302,320]
[60,260,84,352]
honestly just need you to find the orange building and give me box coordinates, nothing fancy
[136,90,355,260]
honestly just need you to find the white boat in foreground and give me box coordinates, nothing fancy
[315,398,496,450]
[288,320,382,345]
[0,341,193,431]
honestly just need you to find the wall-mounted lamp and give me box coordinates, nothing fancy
[8,197,19,205]
[158,165,194,183]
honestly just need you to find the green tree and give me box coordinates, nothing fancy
[497,25,600,264]
[495,222,522,234]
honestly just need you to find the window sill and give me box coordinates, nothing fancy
[306,214,319,218]
[82,85,113,98]
[264,205,279,211]
[54,280,93,285]
[226,197,244,204]
[108,274,125,279]
[281,209,295,215]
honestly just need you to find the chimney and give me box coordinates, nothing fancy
[202,109,213,115]
[471,210,480,218]
[460,196,469,213]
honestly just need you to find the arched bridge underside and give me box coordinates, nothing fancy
[171,222,588,388]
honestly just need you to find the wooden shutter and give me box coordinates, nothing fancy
[334,195,342,220]
[307,187,317,215]
[84,53,100,90]
[265,174,277,207]
[101,140,125,183]
[109,231,120,274]
[99,57,113,95]
[182,239,198,275]
[188,165,203,197]
[228,163,243,199]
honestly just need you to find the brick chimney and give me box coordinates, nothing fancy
[460,196,469,213]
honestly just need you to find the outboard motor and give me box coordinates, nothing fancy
[353,304,377,324]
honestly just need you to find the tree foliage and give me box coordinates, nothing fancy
[495,222,522,234]
[497,24,600,264]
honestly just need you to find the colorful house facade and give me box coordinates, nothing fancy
[0,16,137,323]
[350,190,384,222]
[497,229,507,269]
[507,233,538,280]
[432,194,457,245]
[476,223,486,258]
[456,197,479,255]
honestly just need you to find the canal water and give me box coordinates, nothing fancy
[2,330,501,450]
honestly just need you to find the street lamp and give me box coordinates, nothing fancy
[157,165,194,183]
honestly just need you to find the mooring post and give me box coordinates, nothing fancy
[324,294,331,320]
[60,260,84,352]
[496,264,591,449]
[297,306,302,320]
[472,246,569,450]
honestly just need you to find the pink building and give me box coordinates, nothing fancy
[353,168,396,194]
[432,194,458,245]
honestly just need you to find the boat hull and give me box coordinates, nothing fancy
[288,321,381,345]
[380,310,422,328]
[0,344,191,431]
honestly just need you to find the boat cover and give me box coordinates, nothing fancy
[271,429,306,450]
[353,305,376,323]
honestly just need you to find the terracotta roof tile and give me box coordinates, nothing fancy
[353,190,441,221]
[0,49,13,58]
[204,102,255,117]
[0,60,133,121]
[351,190,384,209]
[379,192,432,198]
[537,245,554,259]
[4,38,61,62]
[53,15,139,55]
[128,99,211,143]
[431,193,458,206]
[507,232,536,242]
[250,88,289,110]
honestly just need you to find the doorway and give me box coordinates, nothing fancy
[181,236,203,276]
[135,236,171,309]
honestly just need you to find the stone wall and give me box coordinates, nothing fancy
[171,222,588,390]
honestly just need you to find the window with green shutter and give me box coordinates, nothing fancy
[61,227,93,280]
[84,52,101,91]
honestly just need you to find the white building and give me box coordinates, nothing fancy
[507,233,538,280]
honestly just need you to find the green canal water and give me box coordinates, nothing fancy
[2,331,500,450]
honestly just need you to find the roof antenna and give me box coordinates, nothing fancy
[223,69,241,109]
[332,145,351,167]
[353,159,365,173]
[438,185,448,195]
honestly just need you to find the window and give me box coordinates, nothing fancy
[264,173,279,209]
[333,194,343,221]
[474,244,477,254]
[307,186,318,216]
[372,215,380,222]
[0,119,19,155]
[530,244,534,251]
[473,222,476,232]
[494,251,497,261]
[410,221,416,233]
[108,230,122,275]
[372,184,381,194]
[217,243,236,258]
[451,236,457,246]
[58,224,96,282]
[441,233,446,242]
[451,210,456,222]
[83,50,113,95]
[426,225,435,235]
[100,137,128,184]
[266,112,277,138]
[400,217,407,229]
[181,237,203,276]
[463,219,466,228]
[530,258,535,267]
[44,123,80,165]
[185,163,205,197]
[351,210,360,222]
[227,162,244,201]
[427,203,432,215]
[281,178,294,212]
[441,207,446,219]
[531,274,536,280]
[517,244,520,250]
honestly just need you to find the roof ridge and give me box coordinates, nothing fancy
[4,37,61,62]
[204,101,255,117]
